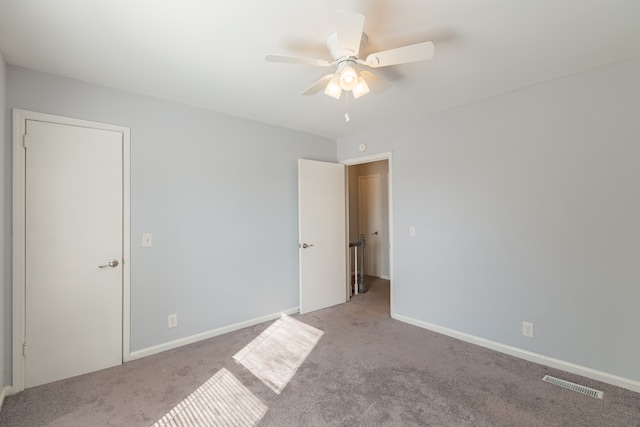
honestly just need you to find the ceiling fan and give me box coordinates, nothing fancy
[265,10,435,101]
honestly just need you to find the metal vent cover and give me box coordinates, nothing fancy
[542,375,604,399]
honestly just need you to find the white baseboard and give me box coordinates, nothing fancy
[380,275,390,280]
[129,307,300,361]
[0,386,13,412]
[392,313,640,394]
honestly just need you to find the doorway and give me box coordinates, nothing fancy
[12,110,131,392]
[358,174,383,277]
[344,153,392,310]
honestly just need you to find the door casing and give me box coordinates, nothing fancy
[12,109,131,393]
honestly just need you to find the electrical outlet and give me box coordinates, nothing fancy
[522,321,534,338]
[168,313,178,328]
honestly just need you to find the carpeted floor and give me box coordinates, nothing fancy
[1,277,639,426]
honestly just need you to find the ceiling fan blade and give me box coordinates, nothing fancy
[302,74,334,95]
[265,54,331,67]
[359,70,390,94]
[365,41,435,68]
[336,10,365,57]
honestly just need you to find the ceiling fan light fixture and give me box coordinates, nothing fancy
[324,75,342,99]
[352,76,370,99]
[339,65,358,91]
[266,9,436,108]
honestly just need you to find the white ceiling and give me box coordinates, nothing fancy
[1,0,639,139]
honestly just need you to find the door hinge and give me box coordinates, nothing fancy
[23,342,27,357]
[23,135,28,148]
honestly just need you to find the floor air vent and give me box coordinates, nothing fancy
[542,375,604,399]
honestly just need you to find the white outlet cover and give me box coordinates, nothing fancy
[168,313,178,328]
[522,322,534,337]
[142,233,152,247]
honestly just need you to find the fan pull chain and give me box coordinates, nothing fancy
[344,91,350,122]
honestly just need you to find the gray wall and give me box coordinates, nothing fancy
[5,66,336,357]
[4,56,639,389]
[0,51,6,388]
[338,57,640,382]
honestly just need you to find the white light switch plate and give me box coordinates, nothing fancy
[409,226,416,237]
[142,233,153,247]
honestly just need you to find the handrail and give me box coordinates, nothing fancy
[349,234,366,294]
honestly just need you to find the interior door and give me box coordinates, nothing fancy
[358,174,382,277]
[24,120,123,388]
[298,159,347,314]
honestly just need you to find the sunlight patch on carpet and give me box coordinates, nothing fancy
[151,368,267,427]
[233,314,324,394]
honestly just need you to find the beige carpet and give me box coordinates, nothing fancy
[1,277,639,426]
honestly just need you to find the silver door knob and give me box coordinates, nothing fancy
[98,259,119,268]
[301,243,314,249]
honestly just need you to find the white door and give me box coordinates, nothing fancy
[24,120,123,388]
[358,174,382,277]
[298,159,347,314]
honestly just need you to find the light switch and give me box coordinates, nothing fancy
[142,233,153,247]
[409,226,416,237]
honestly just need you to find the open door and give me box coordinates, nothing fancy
[298,159,347,314]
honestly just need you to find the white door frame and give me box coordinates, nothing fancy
[12,109,131,393]
[341,152,393,314]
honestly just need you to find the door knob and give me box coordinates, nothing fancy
[301,243,314,249]
[98,259,119,268]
